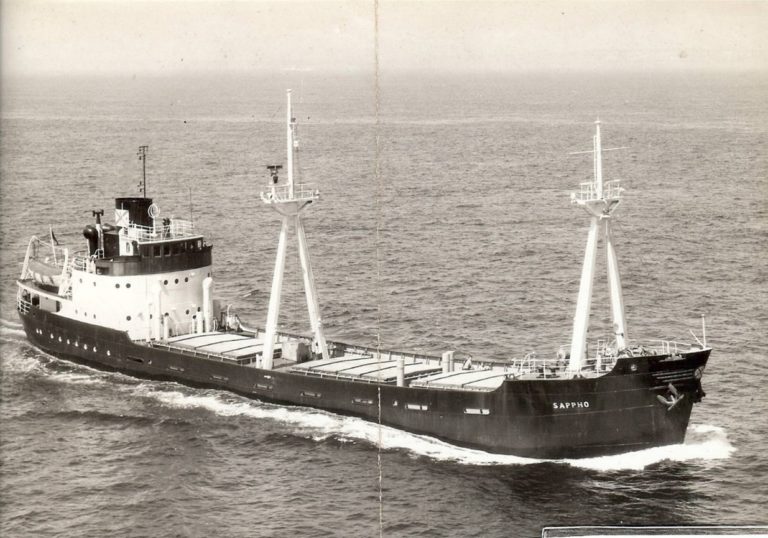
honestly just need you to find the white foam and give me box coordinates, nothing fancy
[0,350,47,374]
[52,372,108,386]
[0,325,27,338]
[144,388,734,469]
[560,424,735,471]
[1,318,24,329]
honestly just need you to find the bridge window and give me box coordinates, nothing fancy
[163,245,170,256]
[153,245,161,257]
[172,243,179,255]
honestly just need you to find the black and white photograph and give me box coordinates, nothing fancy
[1,1,766,536]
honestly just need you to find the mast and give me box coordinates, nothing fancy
[260,90,328,369]
[568,121,626,374]
[137,145,148,198]
[286,90,295,198]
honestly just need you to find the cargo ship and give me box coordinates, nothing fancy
[16,91,709,458]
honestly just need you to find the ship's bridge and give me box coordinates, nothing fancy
[75,196,212,277]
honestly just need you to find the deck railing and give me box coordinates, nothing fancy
[72,250,94,273]
[572,179,622,203]
[124,219,197,243]
[17,295,32,314]
[261,183,320,204]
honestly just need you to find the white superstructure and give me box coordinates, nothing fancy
[18,190,216,343]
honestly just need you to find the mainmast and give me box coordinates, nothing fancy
[137,145,148,198]
[568,121,627,374]
[260,89,329,370]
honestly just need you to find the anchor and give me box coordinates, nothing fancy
[657,383,685,411]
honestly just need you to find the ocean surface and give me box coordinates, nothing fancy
[1,71,766,537]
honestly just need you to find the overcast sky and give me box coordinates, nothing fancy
[1,0,766,75]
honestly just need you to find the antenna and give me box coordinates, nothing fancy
[188,186,194,226]
[137,145,149,198]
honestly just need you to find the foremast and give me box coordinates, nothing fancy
[260,90,329,369]
[568,121,627,374]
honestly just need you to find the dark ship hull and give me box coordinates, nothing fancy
[19,306,709,459]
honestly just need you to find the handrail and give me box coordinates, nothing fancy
[72,251,95,273]
[261,183,319,204]
[573,179,622,203]
[17,295,32,314]
[122,219,198,244]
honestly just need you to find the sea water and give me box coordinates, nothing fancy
[1,71,766,537]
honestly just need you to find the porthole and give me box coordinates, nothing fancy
[126,283,131,289]
[50,333,54,339]
[163,280,168,285]
[84,344,88,351]
[75,342,79,347]
[174,278,179,284]
[116,283,120,289]
[58,336,62,342]
[184,277,189,283]
[67,339,71,344]
[185,309,190,315]
[126,315,132,321]
[93,347,97,353]
[92,282,96,287]
[107,350,111,356]
[93,314,96,319]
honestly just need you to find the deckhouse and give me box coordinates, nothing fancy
[19,195,216,342]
